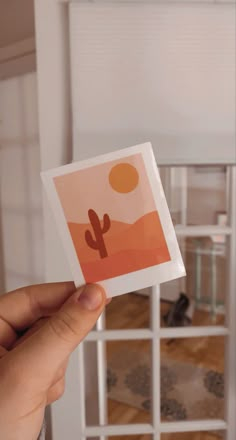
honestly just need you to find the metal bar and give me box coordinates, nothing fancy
[180,167,188,227]
[96,313,108,440]
[85,419,227,437]
[151,285,161,440]
[160,326,229,338]
[86,329,153,341]
[210,247,217,321]
[85,423,154,437]
[179,167,188,293]
[175,225,232,237]
[195,240,202,307]
[160,419,227,433]
[164,166,172,208]
[86,326,228,341]
[224,166,236,440]
[192,247,226,256]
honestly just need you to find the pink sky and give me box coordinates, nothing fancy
[54,153,156,224]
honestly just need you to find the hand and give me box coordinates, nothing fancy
[0,282,107,440]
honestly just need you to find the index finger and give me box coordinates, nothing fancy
[0,282,75,335]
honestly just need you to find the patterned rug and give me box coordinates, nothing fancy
[107,348,224,437]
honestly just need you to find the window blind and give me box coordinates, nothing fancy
[69,2,236,164]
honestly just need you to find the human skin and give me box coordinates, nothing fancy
[0,282,108,440]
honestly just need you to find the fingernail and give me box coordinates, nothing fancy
[78,284,103,311]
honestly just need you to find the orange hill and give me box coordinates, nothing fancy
[107,211,169,257]
[81,247,170,283]
[67,210,170,281]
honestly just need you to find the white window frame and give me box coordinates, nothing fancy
[34,1,236,439]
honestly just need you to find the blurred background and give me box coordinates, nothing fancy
[0,1,235,440]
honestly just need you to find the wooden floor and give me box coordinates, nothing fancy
[105,293,224,440]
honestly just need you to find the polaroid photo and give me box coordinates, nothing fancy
[41,142,186,297]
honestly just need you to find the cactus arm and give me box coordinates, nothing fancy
[85,229,98,250]
[102,214,111,233]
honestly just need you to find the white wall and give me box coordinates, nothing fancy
[0,72,43,292]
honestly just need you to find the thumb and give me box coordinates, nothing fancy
[10,284,106,382]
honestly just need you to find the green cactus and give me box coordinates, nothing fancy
[85,209,111,258]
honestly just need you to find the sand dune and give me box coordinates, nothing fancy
[81,247,170,283]
[107,211,169,256]
[67,210,170,281]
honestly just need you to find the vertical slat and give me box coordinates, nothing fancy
[224,166,236,440]
[34,0,73,283]
[210,247,217,320]
[96,313,108,440]
[151,285,161,440]
[164,166,172,208]
[0,186,6,293]
[19,77,38,286]
[77,344,86,440]
[180,167,188,227]
[195,241,202,307]
[179,167,187,293]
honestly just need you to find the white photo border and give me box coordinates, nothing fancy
[41,142,186,297]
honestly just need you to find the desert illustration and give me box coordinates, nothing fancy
[54,154,171,282]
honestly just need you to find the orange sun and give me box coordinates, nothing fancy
[109,163,139,193]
